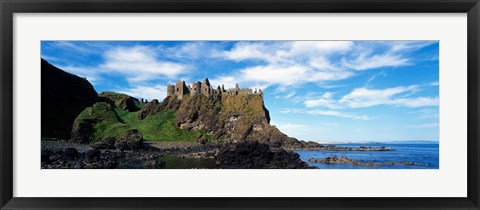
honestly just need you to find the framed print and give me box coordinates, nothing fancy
[1,0,479,209]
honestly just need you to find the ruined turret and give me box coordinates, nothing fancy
[167,85,175,97]
[166,78,263,99]
[191,82,201,96]
[174,80,189,100]
[201,78,211,96]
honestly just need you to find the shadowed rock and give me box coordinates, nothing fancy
[216,141,314,169]
[41,59,98,139]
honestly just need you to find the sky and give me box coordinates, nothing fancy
[41,41,439,142]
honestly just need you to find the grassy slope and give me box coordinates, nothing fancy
[75,100,211,142]
[115,108,208,141]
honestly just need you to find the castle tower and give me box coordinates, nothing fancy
[167,85,175,97]
[201,78,211,96]
[221,84,225,93]
[235,83,239,90]
[191,82,201,96]
[175,80,189,100]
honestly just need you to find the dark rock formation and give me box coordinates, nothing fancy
[216,141,313,169]
[308,156,379,167]
[91,137,116,150]
[99,92,140,112]
[114,129,144,151]
[168,94,301,148]
[70,119,96,143]
[291,143,395,151]
[383,161,426,166]
[137,99,162,120]
[41,59,98,139]
[160,96,182,111]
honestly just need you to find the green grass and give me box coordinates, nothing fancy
[75,101,210,142]
[74,102,132,141]
[115,108,209,142]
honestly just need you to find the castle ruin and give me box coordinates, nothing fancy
[167,78,262,100]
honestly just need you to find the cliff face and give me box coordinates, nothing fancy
[41,59,98,139]
[170,94,300,147]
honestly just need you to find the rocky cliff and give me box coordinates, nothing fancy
[167,94,301,148]
[41,59,98,139]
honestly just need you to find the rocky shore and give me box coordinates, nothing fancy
[41,140,315,169]
[289,142,394,151]
[308,156,426,167]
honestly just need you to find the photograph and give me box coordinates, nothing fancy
[40,40,439,169]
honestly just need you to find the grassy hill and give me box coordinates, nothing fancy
[72,93,211,143]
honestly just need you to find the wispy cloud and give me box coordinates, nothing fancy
[100,46,187,82]
[339,85,438,108]
[306,110,371,120]
[115,84,167,101]
[55,65,101,84]
[213,41,435,91]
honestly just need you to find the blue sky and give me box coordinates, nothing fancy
[41,41,439,142]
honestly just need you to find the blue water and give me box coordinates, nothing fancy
[294,143,439,169]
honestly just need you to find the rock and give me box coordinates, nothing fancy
[91,137,116,150]
[98,92,140,112]
[74,162,83,169]
[216,141,313,169]
[309,156,379,167]
[168,94,301,148]
[49,152,63,161]
[41,59,98,140]
[84,149,101,162]
[383,161,425,166]
[64,148,79,161]
[70,119,95,143]
[41,149,53,163]
[114,129,144,151]
[198,136,208,144]
[137,99,162,120]
[146,160,166,169]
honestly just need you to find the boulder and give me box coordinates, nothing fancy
[70,119,95,143]
[137,99,162,120]
[84,149,101,162]
[64,148,79,161]
[91,137,116,150]
[114,129,144,151]
[216,141,312,169]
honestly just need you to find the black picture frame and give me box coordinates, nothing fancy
[1,0,479,209]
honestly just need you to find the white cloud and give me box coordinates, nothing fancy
[289,41,353,57]
[306,110,371,120]
[280,108,305,114]
[115,85,167,101]
[241,65,308,86]
[284,91,296,99]
[389,41,436,53]
[277,123,307,129]
[51,41,96,54]
[339,85,438,108]
[342,54,410,71]
[406,123,439,128]
[412,109,439,119]
[215,41,431,93]
[304,92,340,109]
[100,46,187,81]
[55,65,101,84]
[303,84,438,111]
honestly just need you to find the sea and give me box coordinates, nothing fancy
[294,143,439,169]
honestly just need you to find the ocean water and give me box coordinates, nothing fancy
[294,143,439,169]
